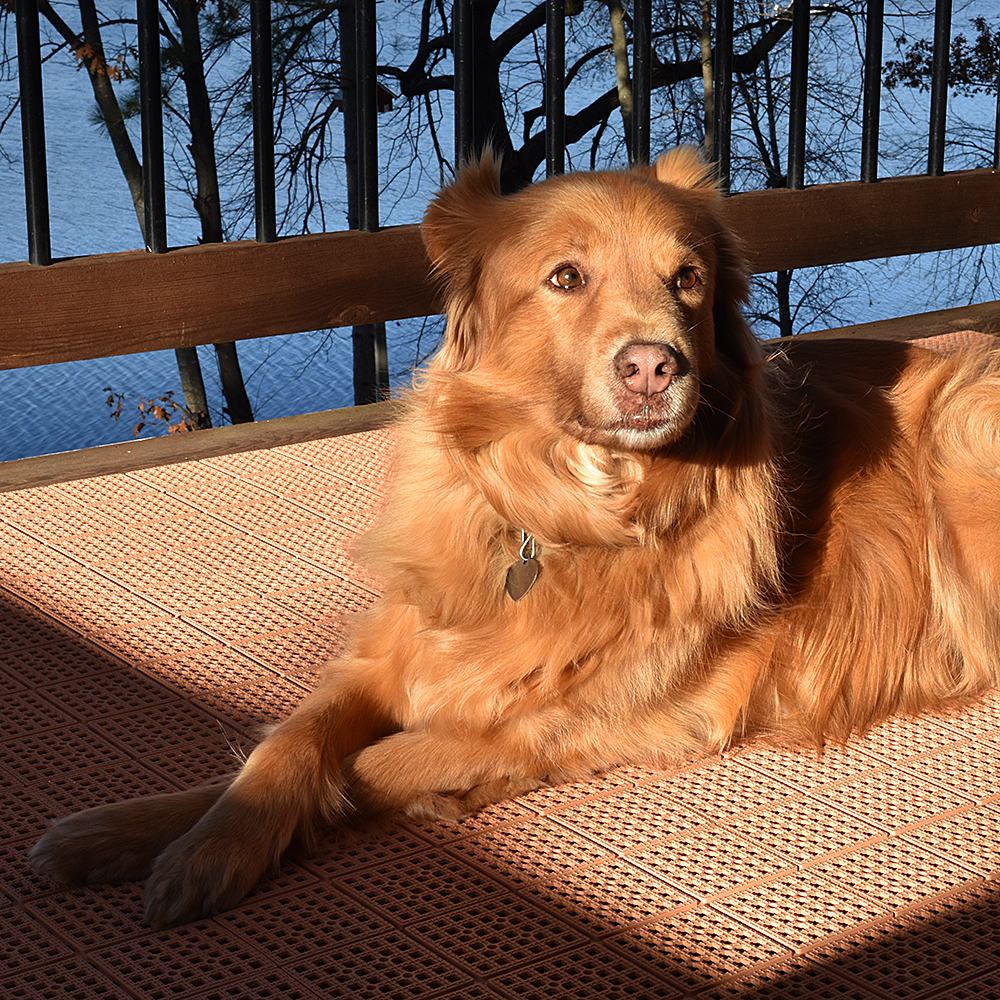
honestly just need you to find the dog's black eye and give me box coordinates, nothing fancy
[550,265,584,290]
[677,266,700,290]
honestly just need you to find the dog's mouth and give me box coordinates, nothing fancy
[562,341,699,449]
[616,410,669,432]
[569,407,682,450]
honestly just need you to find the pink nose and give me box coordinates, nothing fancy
[615,343,679,397]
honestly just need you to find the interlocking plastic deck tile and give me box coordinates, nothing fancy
[713,867,886,950]
[1,957,135,1000]
[700,954,901,1000]
[713,795,885,869]
[284,927,476,997]
[806,920,996,1000]
[934,690,1000,739]
[852,709,982,760]
[335,847,508,922]
[630,823,800,902]
[812,764,977,832]
[550,783,713,852]
[493,941,683,998]
[3,411,1000,998]
[215,883,393,961]
[30,758,181,811]
[0,639,112,689]
[731,740,886,791]
[515,855,700,934]
[804,838,981,912]
[633,756,803,822]
[897,741,1000,802]
[301,821,437,879]
[901,881,1000,950]
[407,893,590,976]
[612,903,794,992]
[26,882,154,951]
[3,777,64,841]
[446,816,617,883]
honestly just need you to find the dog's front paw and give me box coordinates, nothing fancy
[29,786,227,888]
[141,791,294,928]
[403,792,477,823]
[403,776,550,823]
[141,824,270,927]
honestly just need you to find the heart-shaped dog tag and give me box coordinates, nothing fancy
[505,557,539,601]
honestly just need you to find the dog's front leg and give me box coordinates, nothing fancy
[345,722,580,822]
[28,782,230,887]
[141,683,394,927]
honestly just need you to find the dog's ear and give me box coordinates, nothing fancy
[422,151,504,372]
[652,146,716,191]
[422,150,504,275]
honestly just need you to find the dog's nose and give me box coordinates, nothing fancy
[614,343,679,397]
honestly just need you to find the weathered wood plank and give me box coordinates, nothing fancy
[791,298,1000,342]
[1,169,998,371]
[0,400,402,493]
[0,227,437,369]
[4,300,998,492]
[728,168,1000,272]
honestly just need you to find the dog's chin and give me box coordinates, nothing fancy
[566,410,689,452]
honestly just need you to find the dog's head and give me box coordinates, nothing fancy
[422,148,762,453]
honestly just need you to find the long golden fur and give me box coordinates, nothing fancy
[30,149,1000,927]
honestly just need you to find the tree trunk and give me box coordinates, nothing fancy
[39,2,214,427]
[59,0,146,229]
[607,0,633,160]
[174,346,211,428]
[171,0,254,424]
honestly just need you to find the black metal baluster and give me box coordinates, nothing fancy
[861,0,883,182]
[251,0,276,243]
[927,0,952,175]
[631,0,651,165]
[352,0,388,404]
[15,0,51,265]
[137,0,167,252]
[787,0,809,190]
[993,73,999,169]
[453,0,474,165]
[712,0,733,190]
[545,0,565,176]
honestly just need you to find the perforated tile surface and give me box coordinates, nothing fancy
[4,358,1000,997]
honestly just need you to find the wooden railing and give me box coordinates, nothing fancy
[4,168,1000,372]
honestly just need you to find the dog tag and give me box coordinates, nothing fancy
[506,530,539,601]
[505,556,539,601]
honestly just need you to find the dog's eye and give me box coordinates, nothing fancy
[677,267,700,289]
[550,265,584,290]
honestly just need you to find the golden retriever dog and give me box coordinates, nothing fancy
[30,148,1000,927]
